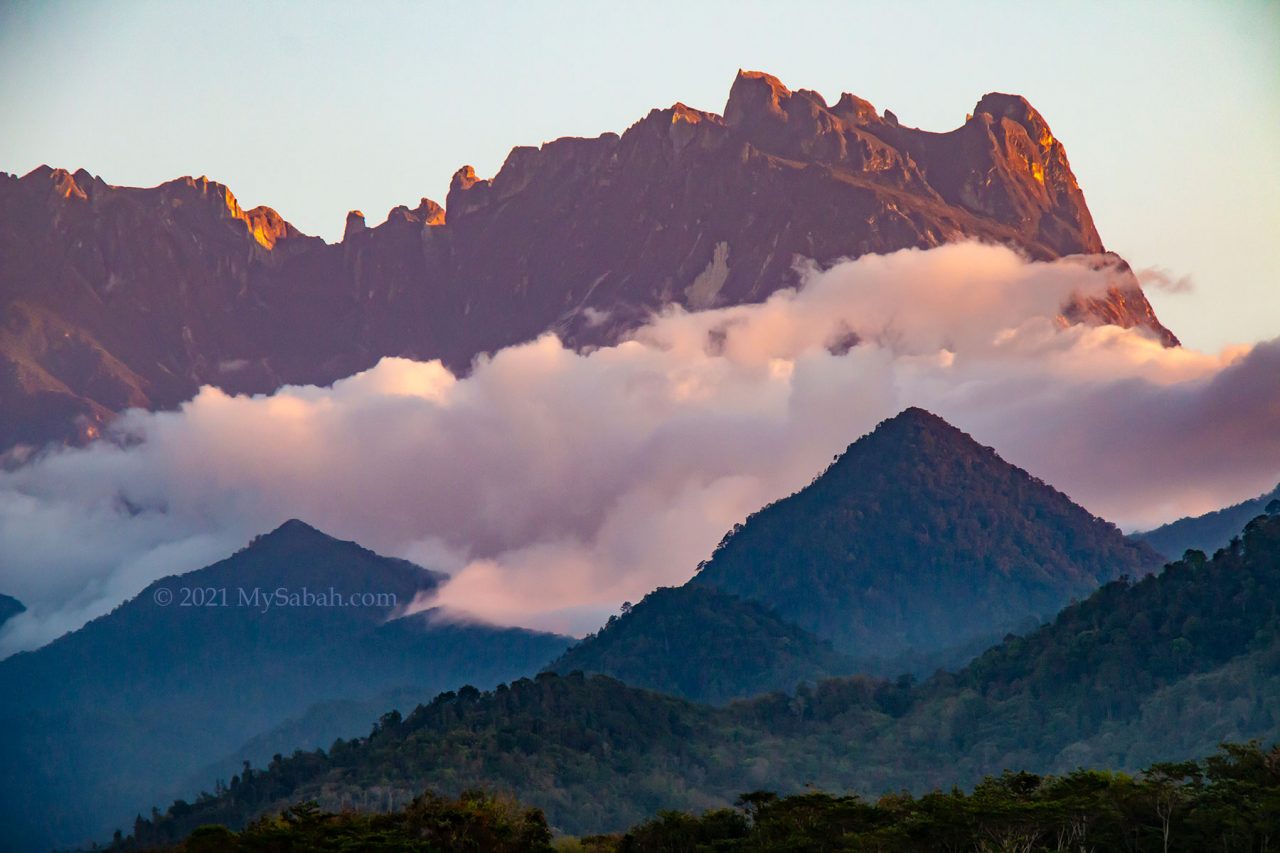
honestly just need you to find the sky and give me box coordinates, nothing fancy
[0,0,1277,351]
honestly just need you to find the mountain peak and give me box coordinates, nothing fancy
[138,518,450,617]
[241,518,347,556]
[272,517,318,532]
[450,164,482,192]
[0,520,564,851]
[447,165,491,216]
[694,410,1162,663]
[724,69,792,127]
[882,405,949,428]
[838,406,971,459]
[383,197,446,228]
[259,517,329,543]
[242,204,296,249]
[22,164,90,200]
[0,593,24,629]
[412,197,446,225]
[832,91,879,123]
[147,174,313,251]
[0,75,1175,452]
[974,92,1052,142]
[344,209,367,239]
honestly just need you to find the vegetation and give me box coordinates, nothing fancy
[691,408,1162,665]
[615,743,1280,853]
[0,520,570,851]
[125,791,553,852]
[550,585,858,704]
[125,743,1280,851]
[1135,480,1280,560]
[123,514,1280,843]
[549,409,1171,705]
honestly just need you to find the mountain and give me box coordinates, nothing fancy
[0,70,1175,452]
[689,408,1162,665]
[181,685,437,796]
[0,519,570,852]
[0,592,23,627]
[127,512,1280,842]
[550,585,858,703]
[551,409,1163,697]
[1134,481,1280,559]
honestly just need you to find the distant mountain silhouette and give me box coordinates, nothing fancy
[132,513,1280,842]
[0,592,23,628]
[1134,481,1280,559]
[0,519,570,851]
[0,71,1174,451]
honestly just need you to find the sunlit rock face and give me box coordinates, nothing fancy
[0,71,1175,451]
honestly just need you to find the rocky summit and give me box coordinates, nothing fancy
[0,71,1175,451]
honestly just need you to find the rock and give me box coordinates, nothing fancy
[0,71,1177,451]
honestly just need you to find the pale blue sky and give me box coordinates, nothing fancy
[1,0,1276,350]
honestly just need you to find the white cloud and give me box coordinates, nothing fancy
[1,243,1276,652]
[1137,265,1195,294]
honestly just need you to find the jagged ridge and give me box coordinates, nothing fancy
[0,71,1176,451]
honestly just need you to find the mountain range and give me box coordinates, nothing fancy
[2,405,1271,850]
[0,520,570,851]
[1135,480,1280,560]
[0,70,1175,452]
[128,510,1280,842]
[553,408,1163,700]
[8,69,1268,853]
[0,409,1168,849]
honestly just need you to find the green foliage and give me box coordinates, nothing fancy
[138,744,1280,852]
[124,515,1280,843]
[550,586,858,704]
[549,410,1169,705]
[0,521,570,851]
[1135,480,1280,560]
[691,408,1162,665]
[949,508,1280,755]
[125,790,552,851]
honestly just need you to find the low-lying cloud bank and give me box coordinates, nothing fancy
[1,243,1276,653]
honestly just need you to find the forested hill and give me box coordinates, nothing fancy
[124,743,1280,853]
[549,585,859,703]
[551,409,1164,701]
[1135,481,1280,560]
[126,512,1280,844]
[0,520,570,851]
[690,406,1162,665]
[918,509,1280,769]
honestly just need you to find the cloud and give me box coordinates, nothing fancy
[0,243,1276,652]
[1136,265,1195,294]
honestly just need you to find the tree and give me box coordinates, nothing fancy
[1143,761,1199,853]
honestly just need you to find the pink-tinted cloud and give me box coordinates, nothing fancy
[0,243,1275,652]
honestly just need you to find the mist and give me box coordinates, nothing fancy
[1,243,1276,653]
